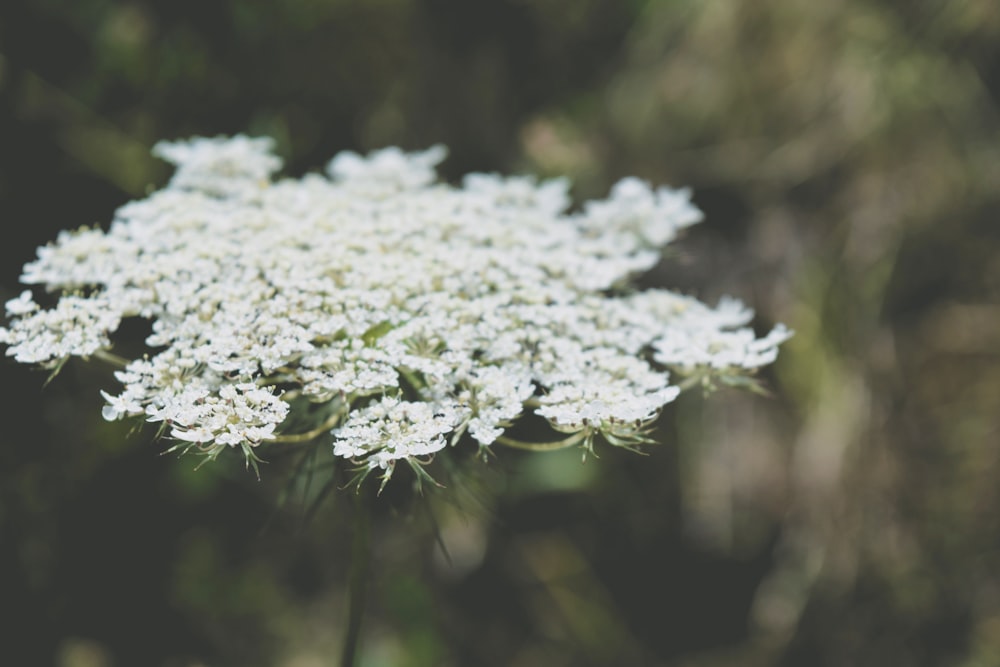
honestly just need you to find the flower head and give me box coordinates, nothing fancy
[0,136,790,480]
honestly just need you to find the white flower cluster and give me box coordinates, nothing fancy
[0,135,790,480]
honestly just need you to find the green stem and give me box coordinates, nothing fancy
[340,489,372,667]
[676,373,709,392]
[267,410,343,443]
[495,430,589,452]
[92,349,130,368]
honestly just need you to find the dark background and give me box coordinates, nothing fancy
[2,1,1000,665]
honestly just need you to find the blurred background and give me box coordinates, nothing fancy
[1,0,999,665]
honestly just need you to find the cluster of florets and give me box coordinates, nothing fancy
[0,136,790,483]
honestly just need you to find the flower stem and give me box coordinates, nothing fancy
[267,410,343,443]
[495,430,588,452]
[92,349,130,368]
[340,488,372,667]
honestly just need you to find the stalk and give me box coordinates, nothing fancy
[340,487,372,667]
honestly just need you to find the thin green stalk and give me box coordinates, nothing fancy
[340,488,372,667]
[268,410,343,443]
[495,430,588,452]
[92,349,130,368]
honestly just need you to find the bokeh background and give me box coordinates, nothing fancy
[2,1,999,665]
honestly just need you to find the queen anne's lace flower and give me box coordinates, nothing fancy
[333,396,465,474]
[0,135,790,480]
[153,134,282,197]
